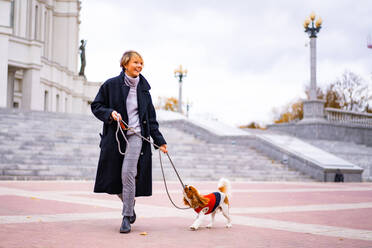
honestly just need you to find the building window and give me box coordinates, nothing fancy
[65,97,68,112]
[44,11,47,40]
[13,102,19,109]
[10,0,14,27]
[56,94,60,112]
[43,11,47,55]
[44,90,49,111]
[34,5,38,40]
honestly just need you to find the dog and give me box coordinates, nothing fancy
[183,178,232,230]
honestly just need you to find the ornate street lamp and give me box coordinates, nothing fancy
[174,65,187,113]
[304,12,322,100]
[302,12,326,122]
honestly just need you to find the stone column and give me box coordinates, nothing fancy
[301,36,326,123]
[0,32,10,108]
[178,81,182,113]
[309,37,317,100]
[0,0,13,107]
[7,69,15,108]
[22,68,42,110]
[302,99,325,121]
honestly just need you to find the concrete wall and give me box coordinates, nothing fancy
[268,122,372,147]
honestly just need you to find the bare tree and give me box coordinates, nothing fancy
[324,83,342,109]
[271,70,371,124]
[333,71,370,112]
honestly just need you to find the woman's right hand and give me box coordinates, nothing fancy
[111,111,122,122]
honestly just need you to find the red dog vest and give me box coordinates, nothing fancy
[194,192,221,215]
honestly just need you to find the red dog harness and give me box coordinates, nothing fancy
[194,192,221,215]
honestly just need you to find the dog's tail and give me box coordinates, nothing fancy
[218,178,231,199]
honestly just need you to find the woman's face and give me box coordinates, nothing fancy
[125,56,143,77]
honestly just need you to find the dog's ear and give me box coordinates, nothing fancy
[190,194,200,208]
[190,191,209,208]
[197,194,209,207]
[183,197,190,206]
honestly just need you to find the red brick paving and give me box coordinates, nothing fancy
[230,191,372,207]
[1,218,371,248]
[0,195,115,216]
[0,181,371,248]
[245,208,372,230]
[0,181,94,191]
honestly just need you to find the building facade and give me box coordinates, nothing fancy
[0,0,100,114]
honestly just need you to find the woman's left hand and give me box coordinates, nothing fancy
[159,144,168,154]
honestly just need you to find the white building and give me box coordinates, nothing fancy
[0,0,100,114]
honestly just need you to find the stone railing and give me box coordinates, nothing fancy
[325,107,372,127]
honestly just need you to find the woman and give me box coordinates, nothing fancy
[91,50,167,233]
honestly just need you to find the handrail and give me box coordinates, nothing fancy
[325,107,372,127]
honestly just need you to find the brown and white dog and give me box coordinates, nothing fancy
[183,178,232,230]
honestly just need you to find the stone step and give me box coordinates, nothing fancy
[0,108,314,181]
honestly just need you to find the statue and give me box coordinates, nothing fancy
[79,39,87,77]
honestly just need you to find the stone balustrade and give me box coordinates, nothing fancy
[325,108,372,127]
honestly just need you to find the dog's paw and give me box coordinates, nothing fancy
[226,223,232,228]
[189,225,198,231]
[206,223,213,229]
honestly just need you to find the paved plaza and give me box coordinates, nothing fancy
[0,181,372,247]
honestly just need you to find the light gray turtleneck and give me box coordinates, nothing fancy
[124,73,140,135]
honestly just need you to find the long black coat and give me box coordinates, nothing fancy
[91,71,166,197]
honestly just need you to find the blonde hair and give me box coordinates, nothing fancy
[120,50,144,69]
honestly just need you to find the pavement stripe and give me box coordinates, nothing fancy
[1,209,372,242]
[2,186,372,197]
[231,202,372,214]
[2,186,372,214]
[0,205,193,224]
[0,212,119,224]
[153,187,372,194]
[232,215,372,241]
[228,187,372,193]
[0,187,121,209]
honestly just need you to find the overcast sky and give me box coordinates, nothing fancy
[80,0,372,126]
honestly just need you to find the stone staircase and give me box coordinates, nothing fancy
[0,108,313,181]
[305,139,372,182]
[0,109,101,180]
[152,127,313,181]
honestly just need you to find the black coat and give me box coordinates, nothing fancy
[91,71,166,197]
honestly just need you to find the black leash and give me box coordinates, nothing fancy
[116,119,190,210]
[158,150,190,210]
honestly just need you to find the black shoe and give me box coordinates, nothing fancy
[129,209,136,224]
[119,216,131,233]
[129,200,136,224]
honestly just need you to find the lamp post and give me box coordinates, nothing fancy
[174,65,187,113]
[304,12,322,100]
[301,12,326,122]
